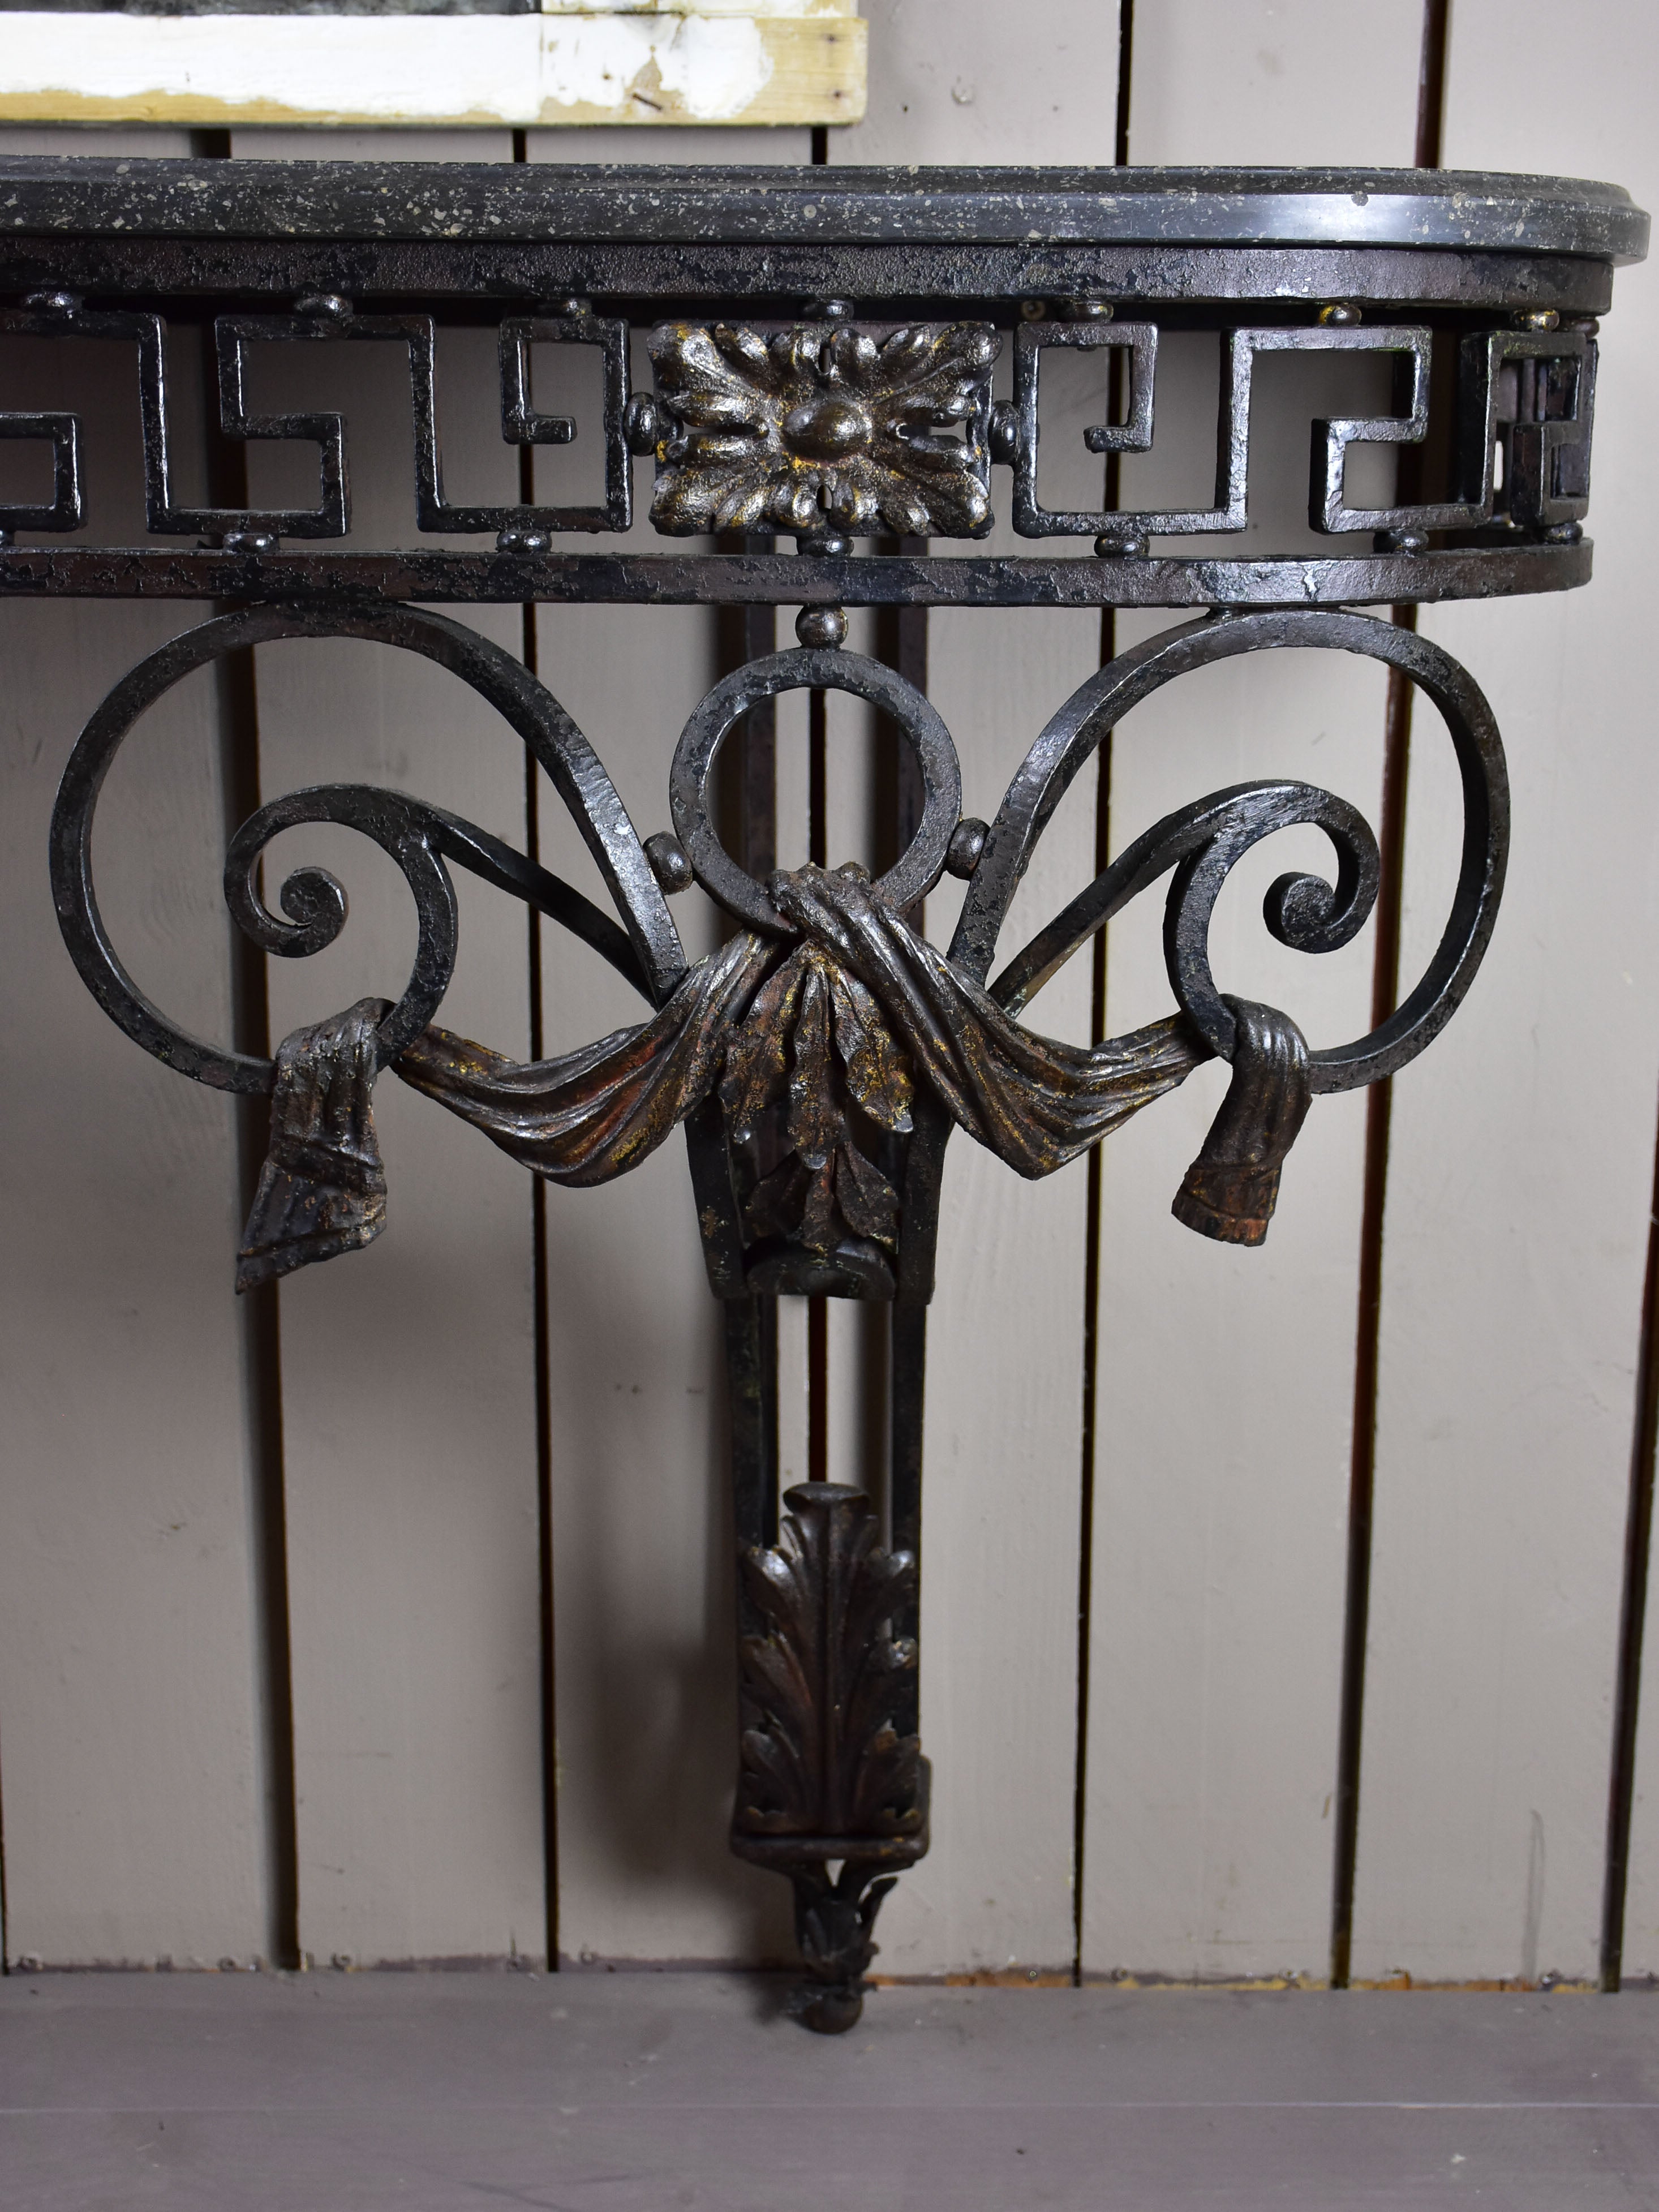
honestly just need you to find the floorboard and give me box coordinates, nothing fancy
[3,1972,1655,2209]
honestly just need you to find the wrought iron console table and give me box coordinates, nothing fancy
[14,158,1647,2030]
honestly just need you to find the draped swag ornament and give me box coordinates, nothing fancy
[237,861,1275,1292]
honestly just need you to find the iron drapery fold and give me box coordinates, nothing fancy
[235,864,1292,1290]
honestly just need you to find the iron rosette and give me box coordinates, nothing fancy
[646,318,999,540]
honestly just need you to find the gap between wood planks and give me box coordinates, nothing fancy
[1601,1047,1659,1988]
[1327,0,1447,1994]
[201,141,302,1978]
[1068,0,1136,1992]
[510,147,563,1969]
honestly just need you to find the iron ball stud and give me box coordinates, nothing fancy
[796,605,848,649]
[644,831,694,893]
[946,817,989,877]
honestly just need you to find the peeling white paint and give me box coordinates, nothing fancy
[652,18,773,115]
[0,10,805,124]
[4,15,539,119]
[543,18,772,121]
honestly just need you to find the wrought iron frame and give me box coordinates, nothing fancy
[10,157,1646,2029]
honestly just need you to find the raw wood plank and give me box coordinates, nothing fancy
[824,0,1120,1978]
[230,130,545,1966]
[0,303,268,1965]
[523,124,812,161]
[226,128,519,163]
[1080,4,1418,1981]
[1356,1,1659,1987]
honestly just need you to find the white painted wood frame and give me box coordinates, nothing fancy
[0,3,865,132]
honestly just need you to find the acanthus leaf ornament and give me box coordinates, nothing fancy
[646,320,999,539]
[721,874,914,1273]
[730,1483,925,2034]
[734,1483,922,1842]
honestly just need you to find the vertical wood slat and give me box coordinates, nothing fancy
[1359,0,1659,1987]
[1081,0,1423,1982]
[1120,0,1424,168]
[529,579,791,1965]
[828,0,1124,1979]
[526,124,804,1968]
[1330,0,1446,1990]
[1612,1105,1659,1981]
[891,601,1098,1978]
[231,127,544,1966]
[1329,620,1417,1991]
[0,277,271,1964]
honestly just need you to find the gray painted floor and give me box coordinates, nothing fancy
[3,1970,1658,2209]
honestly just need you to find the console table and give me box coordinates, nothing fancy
[11,157,1645,2029]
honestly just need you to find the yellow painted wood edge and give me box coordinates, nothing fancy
[540,3,857,16]
[0,18,865,128]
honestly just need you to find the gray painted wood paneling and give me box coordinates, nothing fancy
[828,0,1117,1978]
[1079,4,1416,1980]
[0,298,269,1965]
[231,130,545,1966]
[1356,0,1659,1988]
